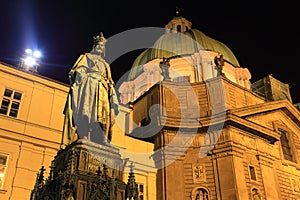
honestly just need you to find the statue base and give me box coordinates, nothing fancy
[31,138,128,200]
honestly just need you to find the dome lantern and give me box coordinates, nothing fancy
[165,7,192,33]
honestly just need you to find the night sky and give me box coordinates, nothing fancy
[0,1,299,103]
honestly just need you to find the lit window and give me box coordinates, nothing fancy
[0,154,8,189]
[0,88,22,118]
[279,128,294,162]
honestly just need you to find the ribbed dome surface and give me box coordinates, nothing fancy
[128,29,240,80]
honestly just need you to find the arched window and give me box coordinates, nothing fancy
[177,25,181,32]
[251,188,262,200]
[191,187,209,200]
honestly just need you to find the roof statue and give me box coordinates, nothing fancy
[214,53,225,76]
[159,57,171,81]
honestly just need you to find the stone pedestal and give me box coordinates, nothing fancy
[30,139,128,200]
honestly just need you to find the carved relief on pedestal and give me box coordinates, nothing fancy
[192,164,206,183]
[63,188,74,200]
[78,151,87,170]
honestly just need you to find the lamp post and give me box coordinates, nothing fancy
[19,48,42,73]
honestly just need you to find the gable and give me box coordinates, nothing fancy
[227,100,300,144]
[230,99,300,130]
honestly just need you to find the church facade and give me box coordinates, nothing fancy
[117,15,300,199]
[0,14,300,200]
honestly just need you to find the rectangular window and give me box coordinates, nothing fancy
[279,128,294,162]
[249,165,257,181]
[0,154,8,189]
[138,183,144,200]
[0,88,22,118]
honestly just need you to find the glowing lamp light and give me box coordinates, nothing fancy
[33,50,41,58]
[19,48,42,72]
[0,173,4,178]
[25,48,32,54]
[24,56,37,67]
[24,49,42,58]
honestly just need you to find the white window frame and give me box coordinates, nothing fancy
[0,88,22,118]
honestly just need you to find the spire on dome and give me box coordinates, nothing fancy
[175,6,180,17]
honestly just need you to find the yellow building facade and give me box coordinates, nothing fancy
[0,62,69,199]
[0,14,300,200]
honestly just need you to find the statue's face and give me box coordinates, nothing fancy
[94,42,105,54]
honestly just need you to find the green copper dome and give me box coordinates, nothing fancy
[128,29,240,80]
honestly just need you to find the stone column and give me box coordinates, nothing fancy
[191,53,202,82]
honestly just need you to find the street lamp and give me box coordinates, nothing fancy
[19,49,42,73]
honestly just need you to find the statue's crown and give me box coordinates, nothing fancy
[93,32,106,45]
